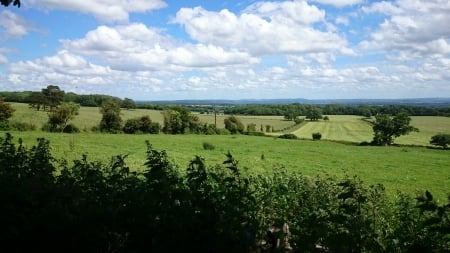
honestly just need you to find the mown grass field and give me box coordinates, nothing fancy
[291,115,450,146]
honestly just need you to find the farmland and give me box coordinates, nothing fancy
[4,102,450,201]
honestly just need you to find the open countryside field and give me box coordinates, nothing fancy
[291,115,450,146]
[9,103,295,132]
[2,130,449,201]
[292,115,373,143]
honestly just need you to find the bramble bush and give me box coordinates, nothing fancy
[0,132,449,253]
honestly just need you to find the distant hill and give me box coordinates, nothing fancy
[138,97,450,107]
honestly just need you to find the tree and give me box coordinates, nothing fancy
[430,134,450,149]
[99,100,122,133]
[27,91,46,111]
[162,106,201,134]
[121,98,136,110]
[305,106,323,121]
[1,0,20,7]
[42,85,65,111]
[372,112,419,145]
[47,102,80,132]
[224,116,244,134]
[0,98,15,129]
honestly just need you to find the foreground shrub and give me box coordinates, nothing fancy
[0,132,449,253]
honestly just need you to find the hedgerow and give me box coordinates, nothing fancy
[0,132,448,252]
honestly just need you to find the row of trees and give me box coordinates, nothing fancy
[224,103,450,118]
[1,132,449,252]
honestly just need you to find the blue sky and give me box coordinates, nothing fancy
[1,0,449,100]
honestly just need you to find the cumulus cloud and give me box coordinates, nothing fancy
[360,0,450,57]
[0,10,30,39]
[62,23,258,70]
[28,0,167,22]
[173,1,351,55]
[310,0,363,8]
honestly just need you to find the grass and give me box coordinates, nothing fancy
[9,103,294,132]
[5,103,450,201]
[291,115,373,142]
[3,131,449,201]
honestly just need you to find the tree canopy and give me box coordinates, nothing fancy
[1,0,20,8]
[372,112,419,145]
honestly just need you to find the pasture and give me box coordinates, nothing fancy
[3,130,450,201]
[9,103,295,132]
[5,102,450,201]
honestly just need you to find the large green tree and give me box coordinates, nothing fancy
[224,116,244,134]
[99,100,122,133]
[372,112,418,145]
[305,106,323,121]
[47,102,80,132]
[430,134,450,149]
[162,106,201,134]
[41,85,65,111]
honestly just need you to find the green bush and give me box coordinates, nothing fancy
[202,142,215,150]
[9,121,36,131]
[312,132,322,140]
[63,123,80,133]
[430,133,450,149]
[278,133,298,139]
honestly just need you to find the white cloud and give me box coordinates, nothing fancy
[173,1,350,55]
[0,10,30,39]
[361,0,450,57]
[62,23,258,70]
[310,0,363,8]
[28,0,167,22]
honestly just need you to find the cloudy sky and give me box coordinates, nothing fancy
[1,0,449,100]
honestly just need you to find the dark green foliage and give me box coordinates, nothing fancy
[162,106,201,134]
[305,106,323,121]
[0,98,15,129]
[1,132,449,253]
[278,133,298,139]
[224,116,245,134]
[123,116,160,134]
[99,100,122,133]
[121,97,137,110]
[372,112,419,145]
[430,133,450,149]
[202,142,215,150]
[9,121,36,131]
[312,132,322,140]
[1,0,20,7]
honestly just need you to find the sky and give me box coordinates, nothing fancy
[0,0,449,100]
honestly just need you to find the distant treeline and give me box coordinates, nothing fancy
[221,103,450,117]
[2,91,450,116]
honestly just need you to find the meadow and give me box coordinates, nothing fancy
[5,102,450,201]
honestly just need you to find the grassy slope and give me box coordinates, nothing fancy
[3,131,449,201]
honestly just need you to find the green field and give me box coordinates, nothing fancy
[9,103,295,132]
[291,115,450,146]
[3,130,449,201]
[5,102,450,201]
